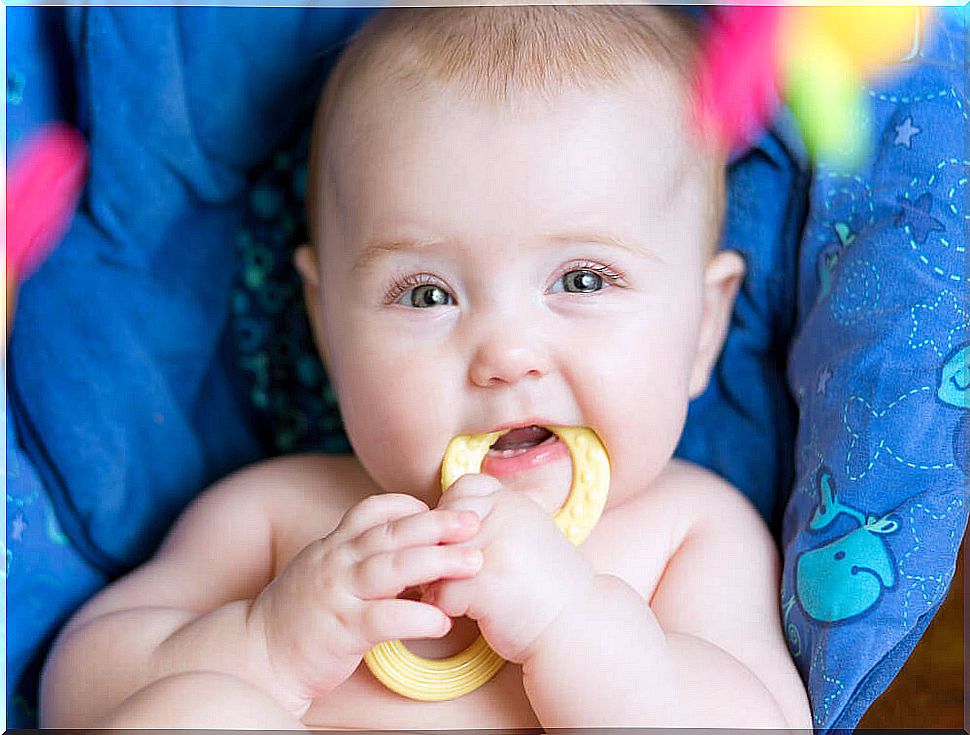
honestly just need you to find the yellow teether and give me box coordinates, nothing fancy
[364,425,610,701]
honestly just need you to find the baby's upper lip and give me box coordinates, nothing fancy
[483,418,559,435]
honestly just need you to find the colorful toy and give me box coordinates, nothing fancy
[693,6,929,168]
[6,123,88,330]
[364,425,611,701]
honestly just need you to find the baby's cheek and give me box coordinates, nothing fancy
[339,374,454,499]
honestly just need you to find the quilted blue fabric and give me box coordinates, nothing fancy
[6,7,374,727]
[5,6,965,731]
[780,8,968,730]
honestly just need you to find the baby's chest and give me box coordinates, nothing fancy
[302,659,540,730]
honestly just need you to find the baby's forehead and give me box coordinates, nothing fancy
[311,5,703,171]
[322,71,703,209]
[307,7,721,248]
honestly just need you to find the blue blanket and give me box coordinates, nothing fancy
[6,6,966,730]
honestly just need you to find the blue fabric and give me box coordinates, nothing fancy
[676,107,810,531]
[5,7,374,728]
[5,6,965,732]
[779,8,968,732]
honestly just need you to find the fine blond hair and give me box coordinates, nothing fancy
[307,5,725,251]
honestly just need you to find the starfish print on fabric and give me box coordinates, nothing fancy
[895,192,945,245]
[894,116,921,148]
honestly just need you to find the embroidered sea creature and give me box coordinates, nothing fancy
[796,471,898,623]
[937,342,969,410]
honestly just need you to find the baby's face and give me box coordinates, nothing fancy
[301,73,735,512]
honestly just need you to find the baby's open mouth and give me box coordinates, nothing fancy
[487,425,556,458]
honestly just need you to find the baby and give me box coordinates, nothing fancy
[41,6,812,730]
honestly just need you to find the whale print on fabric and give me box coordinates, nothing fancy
[796,470,899,624]
[937,342,969,410]
[937,343,970,474]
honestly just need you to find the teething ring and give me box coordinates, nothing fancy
[363,425,610,701]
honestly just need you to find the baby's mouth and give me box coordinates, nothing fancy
[486,425,556,458]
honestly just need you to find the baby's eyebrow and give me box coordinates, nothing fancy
[352,230,664,274]
[352,237,443,275]
[544,231,666,264]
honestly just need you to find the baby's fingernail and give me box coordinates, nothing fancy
[462,549,484,568]
[459,512,479,530]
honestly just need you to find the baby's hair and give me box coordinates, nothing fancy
[307,5,725,254]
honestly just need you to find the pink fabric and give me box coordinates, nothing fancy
[6,122,88,279]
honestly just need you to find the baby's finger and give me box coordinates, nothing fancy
[435,491,496,523]
[422,578,475,620]
[357,599,452,649]
[351,509,480,557]
[333,493,430,545]
[442,473,504,500]
[354,545,484,601]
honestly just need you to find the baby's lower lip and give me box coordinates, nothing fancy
[480,433,568,479]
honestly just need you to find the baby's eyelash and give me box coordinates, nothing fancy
[570,260,627,285]
[382,272,442,305]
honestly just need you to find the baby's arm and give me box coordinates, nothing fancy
[41,455,480,729]
[522,473,812,729]
[38,458,308,728]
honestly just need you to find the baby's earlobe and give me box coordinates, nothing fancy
[294,244,321,287]
[704,249,747,287]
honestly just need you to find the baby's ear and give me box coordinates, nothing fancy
[294,244,331,373]
[294,243,321,289]
[687,250,746,399]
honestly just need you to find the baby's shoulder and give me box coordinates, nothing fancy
[219,453,377,568]
[207,452,366,516]
[596,460,773,597]
[623,458,764,539]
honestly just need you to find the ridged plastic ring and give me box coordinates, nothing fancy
[363,425,610,701]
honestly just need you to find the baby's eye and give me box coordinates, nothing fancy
[384,274,453,308]
[552,261,625,295]
[410,284,451,308]
[562,269,604,294]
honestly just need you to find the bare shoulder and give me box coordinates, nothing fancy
[64,453,372,631]
[224,452,371,519]
[641,458,766,527]
[244,453,379,570]
[633,460,812,729]
[606,460,771,584]
[632,458,780,612]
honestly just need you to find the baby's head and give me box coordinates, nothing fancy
[296,6,745,511]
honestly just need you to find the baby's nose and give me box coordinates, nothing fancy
[468,324,551,387]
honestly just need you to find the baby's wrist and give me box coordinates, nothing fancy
[520,569,603,665]
[243,598,313,718]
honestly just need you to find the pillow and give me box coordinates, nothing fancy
[779,8,968,730]
[5,7,373,726]
[6,6,965,732]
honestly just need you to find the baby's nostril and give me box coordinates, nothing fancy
[834,551,846,560]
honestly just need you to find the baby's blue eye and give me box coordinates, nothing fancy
[562,269,604,294]
[410,283,451,308]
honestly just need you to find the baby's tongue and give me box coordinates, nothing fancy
[489,425,552,452]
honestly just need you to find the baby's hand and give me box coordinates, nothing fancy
[248,493,482,714]
[426,475,595,664]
